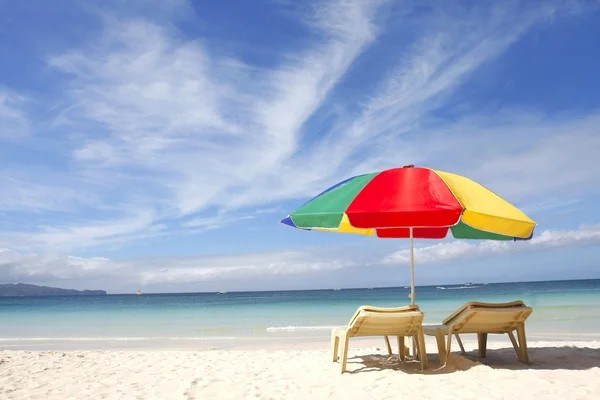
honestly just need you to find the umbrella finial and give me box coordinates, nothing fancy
[403,164,414,168]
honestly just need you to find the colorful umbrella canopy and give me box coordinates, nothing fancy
[281,165,536,303]
[282,165,535,240]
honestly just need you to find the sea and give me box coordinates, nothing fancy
[1,279,599,349]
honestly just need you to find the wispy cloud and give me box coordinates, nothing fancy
[410,112,600,206]
[0,88,29,139]
[298,2,558,173]
[521,198,583,215]
[0,168,99,213]
[0,0,597,256]
[0,209,165,252]
[183,213,256,231]
[183,207,281,231]
[19,0,383,249]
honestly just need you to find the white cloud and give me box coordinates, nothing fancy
[296,2,557,174]
[4,0,382,250]
[1,224,598,292]
[0,0,597,255]
[48,0,381,215]
[136,250,356,286]
[382,224,600,266]
[420,113,600,204]
[286,2,600,212]
[0,250,117,281]
[0,246,358,292]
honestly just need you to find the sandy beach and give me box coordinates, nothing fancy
[1,338,599,399]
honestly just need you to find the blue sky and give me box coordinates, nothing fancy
[0,0,599,293]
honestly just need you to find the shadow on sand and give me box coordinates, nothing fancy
[345,345,600,375]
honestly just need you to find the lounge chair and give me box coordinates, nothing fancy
[424,300,533,365]
[331,305,427,373]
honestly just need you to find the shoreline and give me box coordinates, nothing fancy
[2,331,600,351]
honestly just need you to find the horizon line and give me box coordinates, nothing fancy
[95,276,600,295]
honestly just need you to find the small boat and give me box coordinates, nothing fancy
[136,289,142,296]
[217,291,227,295]
[333,288,341,291]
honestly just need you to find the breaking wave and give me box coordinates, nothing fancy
[436,286,482,290]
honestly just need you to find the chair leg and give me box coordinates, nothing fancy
[455,334,466,354]
[331,330,340,362]
[434,329,447,366]
[416,328,428,370]
[477,333,488,358]
[446,330,453,360]
[384,335,392,356]
[339,332,350,373]
[516,324,529,364]
[413,336,420,361]
[398,336,406,361]
[508,331,521,360]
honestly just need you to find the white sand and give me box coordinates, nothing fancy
[1,339,599,399]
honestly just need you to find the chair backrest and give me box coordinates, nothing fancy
[443,300,533,334]
[346,304,420,328]
[347,307,424,338]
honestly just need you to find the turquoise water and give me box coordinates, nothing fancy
[1,280,599,347]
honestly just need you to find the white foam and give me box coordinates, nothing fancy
[266,326,342,333]
[0,336,237,342]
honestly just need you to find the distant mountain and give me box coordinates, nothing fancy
[0,283,107,297]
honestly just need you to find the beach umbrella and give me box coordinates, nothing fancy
[281,165,536,304]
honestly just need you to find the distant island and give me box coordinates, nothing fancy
[0,283,107,297]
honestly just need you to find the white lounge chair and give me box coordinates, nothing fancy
[331,305,427,373]
[424,300,533,365]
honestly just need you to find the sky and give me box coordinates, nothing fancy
[0,0,599,294]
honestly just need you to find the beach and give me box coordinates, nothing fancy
[2,281,600,399]
[1,338,600,399]
[2,0,599,397]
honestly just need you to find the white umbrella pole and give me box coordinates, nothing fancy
[410,227,415,305]
[409,227,417,358]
